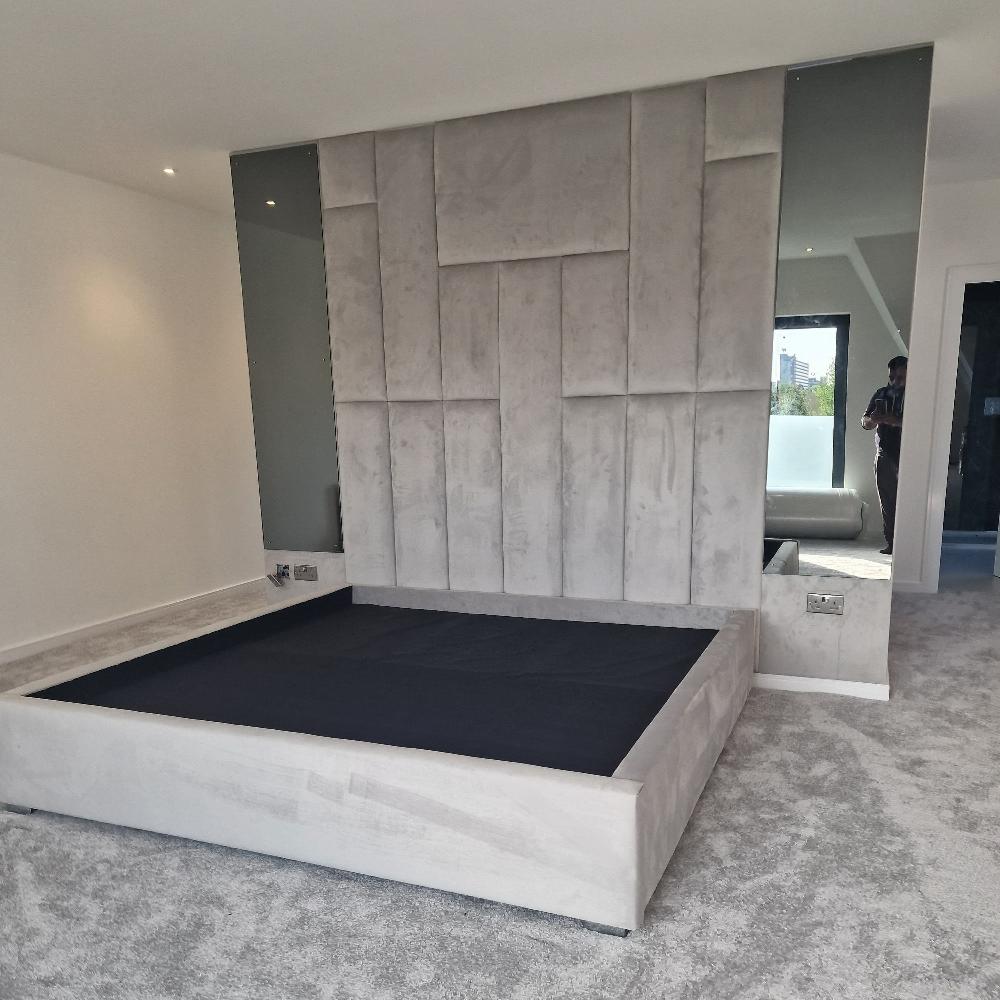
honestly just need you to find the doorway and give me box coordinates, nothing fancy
[941,281,1000,579]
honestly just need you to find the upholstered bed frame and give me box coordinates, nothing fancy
[0,586,755,932]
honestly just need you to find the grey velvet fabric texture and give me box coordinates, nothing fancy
[3,582,998,999]
[333,402,396,586]
[319,73,783,609]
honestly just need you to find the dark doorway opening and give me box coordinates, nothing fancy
[943,282,1000,534]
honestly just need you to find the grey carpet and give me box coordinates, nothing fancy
[2,584,999,999]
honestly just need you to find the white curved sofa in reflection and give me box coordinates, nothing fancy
[765,488,864,540]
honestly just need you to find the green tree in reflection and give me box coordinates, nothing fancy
[771,361,835,417]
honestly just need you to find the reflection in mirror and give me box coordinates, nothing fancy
[764,47,932,579]
[231,144,342,553]
[768,314,848,489]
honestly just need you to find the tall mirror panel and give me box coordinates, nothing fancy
[760,47,931,694]
[232,144,341,552]
[767,47,932,579]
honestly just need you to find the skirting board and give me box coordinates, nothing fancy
[752,672,890,701]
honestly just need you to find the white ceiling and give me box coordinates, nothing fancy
[1,0,998,213]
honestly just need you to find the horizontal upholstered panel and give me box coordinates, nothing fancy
[434,95,630,265]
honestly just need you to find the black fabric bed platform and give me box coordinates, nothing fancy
[32,590,717,777]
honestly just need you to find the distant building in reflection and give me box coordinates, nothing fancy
[779,351,811,388]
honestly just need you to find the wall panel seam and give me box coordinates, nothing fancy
[369,154,397,574]
[432,129,445,405]
[559,257,565,597]
[431,133,450,587]
[496,264,505,593]
[625,92,632,252]
[691,88,709,600]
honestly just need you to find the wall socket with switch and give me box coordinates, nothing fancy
[294,564,318,581]
[806,593,844,615]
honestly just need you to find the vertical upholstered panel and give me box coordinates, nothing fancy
[628,83,705,395]
[705,67,785,162]
[317,133,376,208]
[562,252,629,397]
[375,127,442,400]
[624,393,695,604]
[563,396,627,600]
[691,67,784,610]
[697,154,782,392]
[323,205,386,401]
[499,258,562,596]
[439,263,500,399]
[443,400,503,592]
[690,390,769,608]
[334,401,395,585]
[388,401,449,588]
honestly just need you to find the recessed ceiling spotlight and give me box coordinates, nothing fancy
[265,200,276,207]
[805,246,814,254]
[162,167,175,176]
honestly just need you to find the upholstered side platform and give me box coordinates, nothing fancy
[351,585,733,629]
[353,587,756,921]
[0,695,643,927]
[615,610,755,907]
[0,594,755,930]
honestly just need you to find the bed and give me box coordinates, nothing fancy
[0,585,755,932]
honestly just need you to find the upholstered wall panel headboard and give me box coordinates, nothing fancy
[433,95,631,265]
[319,66,784,609]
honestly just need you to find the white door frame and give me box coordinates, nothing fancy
[910,262,1000,593]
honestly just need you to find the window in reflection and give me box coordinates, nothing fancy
[768,315,849,490]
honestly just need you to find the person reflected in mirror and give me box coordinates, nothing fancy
[861,356,907,555]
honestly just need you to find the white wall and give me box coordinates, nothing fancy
[0,151,264,651]
[776,255,900,536]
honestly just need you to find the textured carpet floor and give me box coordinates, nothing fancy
[2,583,999,999]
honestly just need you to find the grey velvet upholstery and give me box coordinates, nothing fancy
[319,68,784,608]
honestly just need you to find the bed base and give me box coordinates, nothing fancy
[0,588,755,930]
